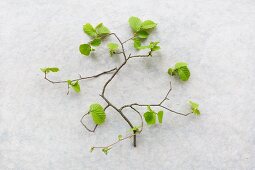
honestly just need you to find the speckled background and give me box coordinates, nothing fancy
[0,0,255,169]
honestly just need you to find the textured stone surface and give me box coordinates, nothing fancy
[0,0,255,169]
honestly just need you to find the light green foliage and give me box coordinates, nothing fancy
[102,147,111,155]
[128,16,142,32]
[175,62,188,69]
[144,106,164,125]
[80,23,110,56]
[83,23,110,37]
[136,30,149,39]
[143,106,157,125]
[67,80,80,93]
[118,135,123,140]
[133,38,141,50]
[178,66,190,81]
[79,44,91,56]
[89,103,106,125]
[129,126,141,133]
[107,43,119,55]
[148,42,160,51]
[141,20,157,30]
[95,23,110,36]
[40,67,59,73]
[128,16,157,32]
[83,23,97,37]
[168,62,190,81]
[90,38,101,46]
[157,111,164,124]
[128,16,158,51]
[134,41,160,52]
[189,101,200,116]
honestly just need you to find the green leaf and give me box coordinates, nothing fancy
[193,109,200,116]
[175,62,188,69]
[79,44,91,56]
[128,16,142,32]
[189,101,199,109]
[167,68,173,75]
[151,46,160,51]
[137,30,149,39]
[157,111,164,124]
[143,111,156,125]
[141,20,157,30]
[118,135,123,140]
[177,66,190,81]
[133,38,141,50]
[148,42,160,51]
[40,67,59,73]
[72,81,80,93]
[90,38,101,46]
[189,101,200,116]
[107,43,119,55]
[102,147,111,155]
[149,42,159,48]
[67,80,80,93]
[83,23,97,37]
[89,103,106,125]
[95,23,110,35]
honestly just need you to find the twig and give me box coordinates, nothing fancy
[44,67,117,84]
[120,82,192,116]
[122,36,135,44]
[80,112,98,132]
[92,132,139,149]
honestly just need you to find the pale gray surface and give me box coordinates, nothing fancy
[0,0,255,169]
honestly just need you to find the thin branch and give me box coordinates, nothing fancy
[80,112,98,132]
[109,33,127,60]
[130,106,144,133]
[122,36,135,44]
[129,53,151,59]
[44,67,117,84]
[120,81,191,116]
[92,133,139,149]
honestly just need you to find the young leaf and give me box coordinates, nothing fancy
[167,68,173,75]
[177,66,190,81]
[40,67,59,73]
[67,80,80,93]
[137,30,149,39]
[157,111,164,124]
[143,111,156,125]
[141,20,157,30]
[95,23,110,35]
[189,101,200,116]
[129,126,141,133]
[107,43,119,55]
[151,46,160,51]
[175,62,188,69]
[83,23,97,37]
[90,38,101,46]
[79,44,91,56]
[102,147,111,155]
[72,81,80,93]
[128,16,142,32]
[168,62,190,81]
[118,135,123,140]
[133,38,141,50]
[148,42,160,51]
[89,103,106,125]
